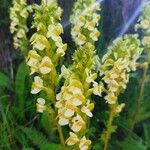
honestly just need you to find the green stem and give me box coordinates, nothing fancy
[103,105,115,150]
[130,62,148,132]
[57,123,66,150]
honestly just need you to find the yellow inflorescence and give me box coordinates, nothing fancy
[55,0,101,149]
[26,0,67,113]
[70,0,101,45]
[99,35,143,147]
[10,0,29,53]
[135,2,150,62]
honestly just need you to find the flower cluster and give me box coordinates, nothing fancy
[26,0,67,112]
[70,0,101,45]
[100,35,143,144]
[56,78,94,149]
[10,0,29,53]
[56,79,94,125]
[100,34,142,110]
[135,2,150,62]
[55,0,101,149]
[66,132,91,149]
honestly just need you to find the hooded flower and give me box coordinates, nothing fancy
[26,50,41,74]
[31,76,44,94]
[66,132,79,146]
[39,56,53,74]
[10,0,29,51]
[92,82,103,96]
[79,136,92,150]
[81,100,94,117]
[36,98,46,113]
[104,92,117,104]
[70,115,85,132]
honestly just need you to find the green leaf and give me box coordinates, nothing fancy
[93,143,103,150]
[143,124,150,148]
[15,61,29,100]
[117,137,147,150]
[41,112,52,133]
[41,144,61,150]
[21,127,49,148]
[136,101,150,123]
[0,72,13,91]
[14,61,29,118]
[22,148,34,150]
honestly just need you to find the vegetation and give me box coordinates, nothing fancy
[0,0,150,150]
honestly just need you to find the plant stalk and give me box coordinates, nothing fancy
[130,62,148,132]
[103,105,115,150]
[57,123,66,150]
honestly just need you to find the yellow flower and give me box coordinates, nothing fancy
[116,103,125,113]
[31,76,44,94]
[71,115,85,132]
[59,65,71,79]
[63,91,73,100]
[70,79,82,87]
[103,74,111,84]
[108,80,119,92]
[64,102,76,118]
[20,8,28,18]
[77,15,86,27]
[93,13,101,24]
[20,0,26,5]
[32,34,50,51]
[67,81,85,106]
[26,50,41,74]
[36,98,46,113]
[85,21,96,31]
[79,136,91,150]
[90,29,100,41]
[142,36,150,46]
[71,93,85,106]
[47,23,63,40]
[75,33,86,45]
[10,21,17,33]
[39,56,53,74]
[71,26,80,37]
[55,100,63,108]
[14,3,21,11]
[104,92,117,104]
[141,20,150,29]
[85,69,97,83]
[37,22,45,32]
[58,115,69,126]
[119,72,129,89]
[17,29,26,38]
[66,132,79,146]
[27,50,40,65]
[91,1,101,11]
[56,43,67,56]
[71,86,81,95]
[92,82,103,96]
[81,100,94,117]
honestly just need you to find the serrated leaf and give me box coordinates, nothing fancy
[117,137,147,150]
[21,127,49,148]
